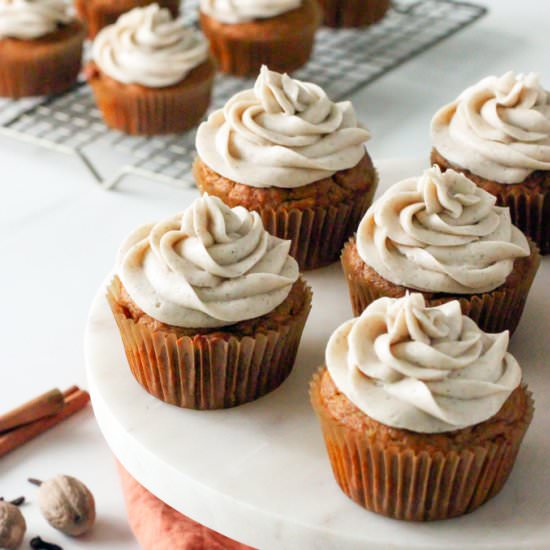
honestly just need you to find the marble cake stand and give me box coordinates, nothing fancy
[85,159,550,550]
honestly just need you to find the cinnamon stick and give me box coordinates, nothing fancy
[0,387,90,459]
[0,388,65,433]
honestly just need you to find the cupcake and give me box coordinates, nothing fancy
[74,0,180,38]
[87,4,215,136]
[317,0,390,28]
[341,165,540,334]
[310,293,534,521]
[194,66,377,270]
[431,72,550,254]
[0,0,85,98]
[199,0,321,76]
[108,194,312,410]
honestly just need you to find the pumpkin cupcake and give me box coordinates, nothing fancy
[74,0,180,38]
[194,66,377,270]
[0,0,85,98]
[311,293,534,521]
[431,72,550,254]
[318,0,390,28]
[199,0,321,76]
[108,194,312,410]
[87,4,215,136]
[341,165,540,334]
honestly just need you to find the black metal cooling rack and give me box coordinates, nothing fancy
[0,0,486,189]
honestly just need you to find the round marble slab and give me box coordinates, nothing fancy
[85,159,550,550]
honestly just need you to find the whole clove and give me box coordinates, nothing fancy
[0,496,25,506]
[30,536,63,550]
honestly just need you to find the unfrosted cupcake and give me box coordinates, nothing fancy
[194,66,377,270]
[0,0,85,98]
[108,194,312,410]
[199,0,321,76]
[341,165,540,334]
[318,0,390,28]
[74,0,180,38]
[310,293,533,521]
[87,4,215,135]
[431,72,550,254]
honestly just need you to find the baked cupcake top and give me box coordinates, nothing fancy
[199,0,302,24]
[196,65,371,188]
[356,165,530,294]
[0,0,71,40]
[92,4,208,88]
[326,293,521,433]
[117,195,299,328]
[432,71,550,184]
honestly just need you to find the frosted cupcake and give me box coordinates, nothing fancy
[310,293,533,520]
[199,0,321,76]
[194,66,377,270]
[108,195,312,410]
[0,0,85,98]
[87,4,215,135]
[341,165,540,334]
[431,72,550,254]
[75,0,180,38]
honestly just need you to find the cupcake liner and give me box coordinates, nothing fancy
[310,369,534,521]
[341,237,541,334]
[107,278,312,410]
[0,23,84,99]
[88,60,215,136]
[199,4,320,77]
[259,182,377,271]
[75,0,181,38]
[318,0,390,28]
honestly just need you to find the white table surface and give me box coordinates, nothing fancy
[0,1,547,548]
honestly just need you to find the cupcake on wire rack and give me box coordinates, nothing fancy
[87,4,215,135]
[74,0,180,38]
[431,72,550,254]
[194,65,377,270]
[0,0,85,98]
[199,0,321,76]
[108,194,312,410]
[317,0,390,28]
[341,165,540,334]
[310,293,534,521]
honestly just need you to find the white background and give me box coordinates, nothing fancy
[0,1,547,548]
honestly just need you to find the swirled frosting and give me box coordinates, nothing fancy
[117,195,299,328]
[196,66,371,188]
[357,166,530,294]
[0,0,70,40]
[199,0,302,24]
[326,293,521,433]
[92,5,209,88]
[432,71,550,184]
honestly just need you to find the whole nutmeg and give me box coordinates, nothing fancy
[36,475,96,537]
[0,501,26,550]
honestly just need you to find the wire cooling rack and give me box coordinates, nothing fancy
[0,0,486,189]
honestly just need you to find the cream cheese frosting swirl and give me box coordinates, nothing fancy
[196,66,371,188]
[117,195,299,328]
[92,4,209,88]
[0,0,71,40]
[432,71,550,184]
[326,293,521,433]
[199,0,302,24]
[357,166,530,294]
